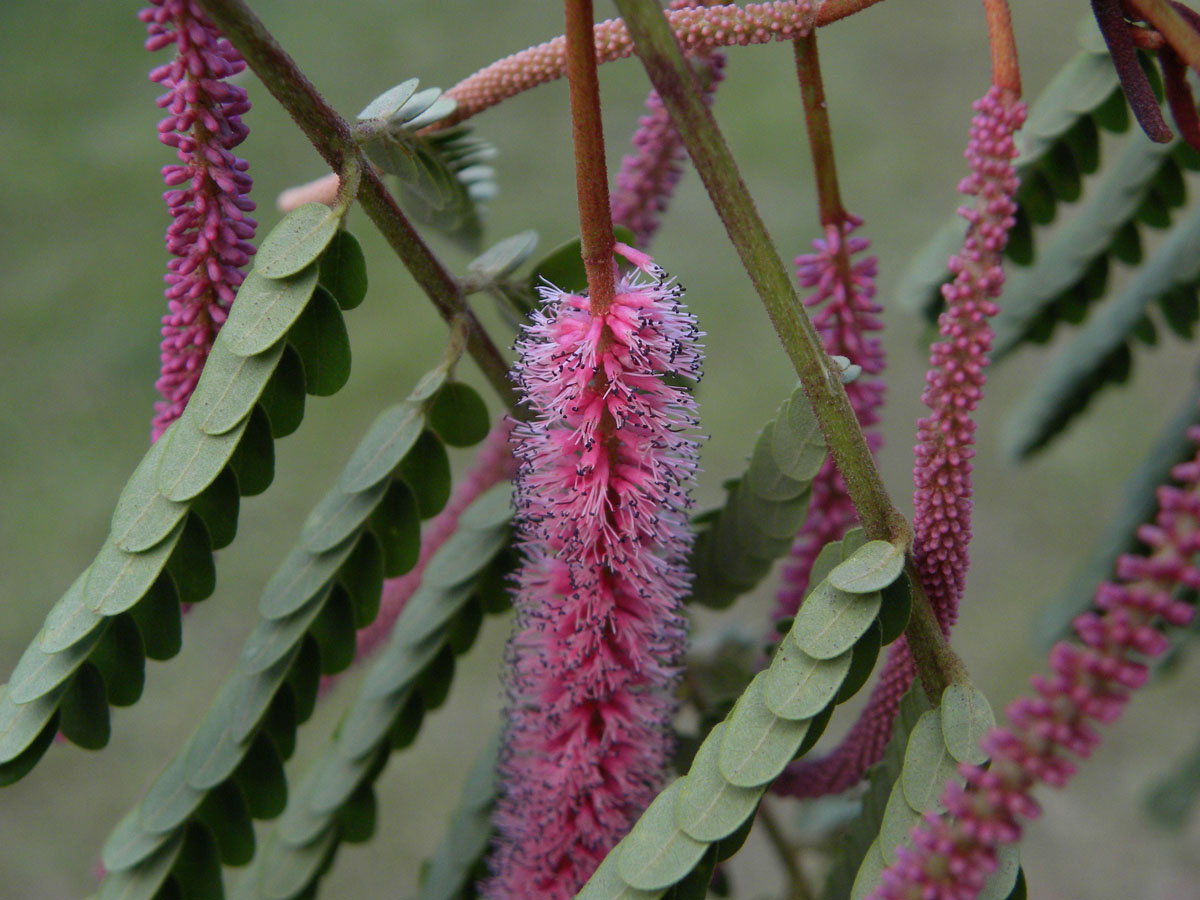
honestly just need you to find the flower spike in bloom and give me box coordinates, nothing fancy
[487,246,702,900]
[141,0,256,441]
[867,424,1200,900]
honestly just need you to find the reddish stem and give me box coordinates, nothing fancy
[793,33,846,229]
[983,0,1021,94]
[814,0,889,26]
[565,0,617,315]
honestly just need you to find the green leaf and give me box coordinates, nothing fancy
[164,514,215,607]
[102,808,175,874]
[718,672,811,788]
[769,393,826,482]
[58,663,110,749]
[1003,202,1200,458]
[399,583,476,647]
[617,779,708,891]
[940,682,995,765]
[130,574,182,662]
[763,640,851,721]
[339,401,424,493]
[357,78,420,120]
[191,465,239,551]
[878,571,912,645]
[84,517,185,616]
[399,430,451,518]
[257,203,342,279]
[429,382,490,447]
[190,338,285,436]
[259,343,307,439]
[170,822,223,900]
[0,705,57,787]
[234,731,288,820]
[224,265,320,357]
[422,524,509,590]
[90,614,146,707]
[39,569,101,653]
[157,408,248,503]
[527,227,638,294]
[186,678,251,791]
[417,645,456,711]
[300,477,389,554]
[139,744,205,835]
[746,424,808,501]
[338,783,377,844]
[901,711,959,813]
[577,840,664,900]
[243,825,338,900]
[878,783,921,865]
[8,615,108,704]
[319,230,368,310]
[241,590,328,676]
[339,532,385,628]
[0,683,67,767]
[309,586,357,675]
[836,620,881,704]
[97,827,184,900]
[111,437,189,553]
[827,540,905,594]
[259,535,358,620]
[849,840,887,900]
[674,723,763,842]
[370,481,422,577]
[229,647,300,753]
[288,286,351,397]
[229,404,276,496]
[978,844,1021,900]
[467,230,539,282]
[195,780,255,866]
[791,581,882,661]
[288,636,322,726]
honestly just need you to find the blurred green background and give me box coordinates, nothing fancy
[1,2,1198,898]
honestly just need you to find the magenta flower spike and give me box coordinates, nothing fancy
[142,0,257,442]
[773,216,884,619]
[610,0,727,248]
[777,87,1026,801]
[912,85,1025,625]
[868,429,1200,900]
[487,245,702,900]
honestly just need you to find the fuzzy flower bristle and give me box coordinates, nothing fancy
[487,246,702,900]
[868,426,1200,900]
[142,0,256,441]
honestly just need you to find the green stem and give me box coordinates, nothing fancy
[903,560,967,700]
[565,0,618,315]
[613,0,906,548]
[193,0,519,413]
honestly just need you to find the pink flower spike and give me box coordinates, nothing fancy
[487,252,703,900]
[776,87,1026,801]
[866,411,1200,900]
[142,0,256,442]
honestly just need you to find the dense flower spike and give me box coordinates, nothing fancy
[777,89,1025,800]
[487,246,702,900]
[443,2,815,127]
[912,85,1025,625]
[610,1,727,247]
[142,0,256,441]
[868,427,1200,900]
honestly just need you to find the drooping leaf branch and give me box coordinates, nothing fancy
[193,0,518,410]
